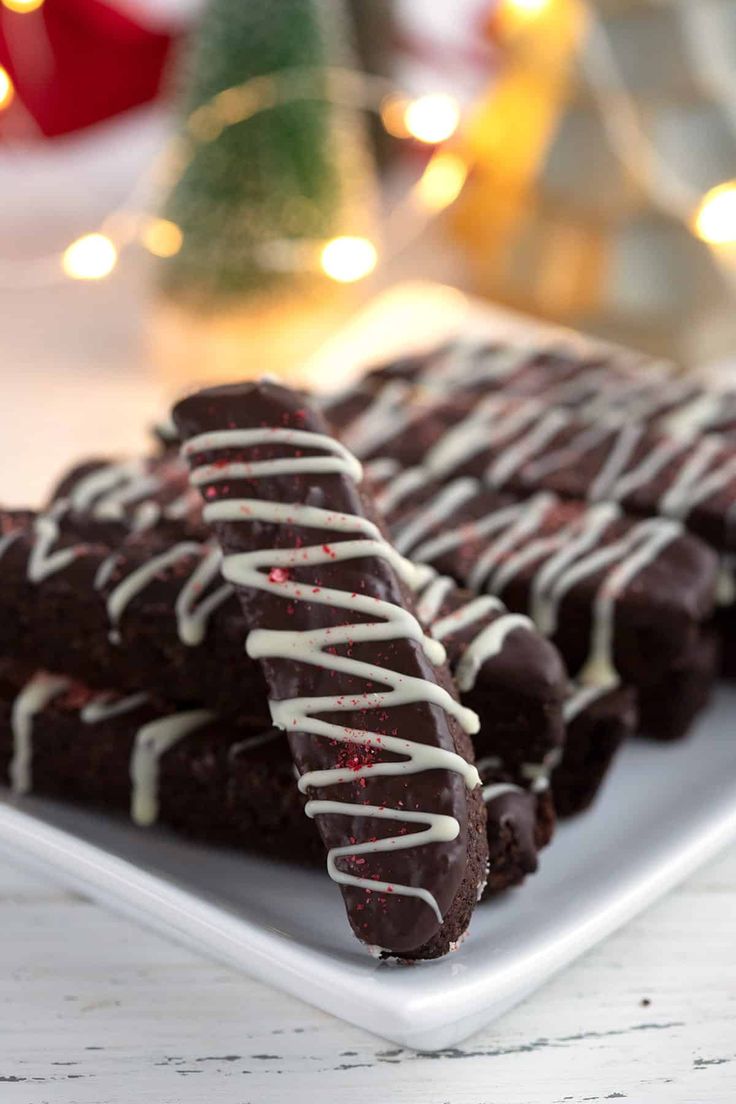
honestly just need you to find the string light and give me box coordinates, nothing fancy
[503,0,553,16]
[403,93,461,145]
[0,66,15,112]
[320,236,377,283]
[576,4,736,299]
[142,218,183,258]
[1,7,735,297]
[416,151,468,212]
[0,69,466,289]
[693,182,736,246]
[380,94,411,139]
[2,0,45,11]
[62,233,118,280]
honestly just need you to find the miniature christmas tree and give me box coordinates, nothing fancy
[152,0,374,385]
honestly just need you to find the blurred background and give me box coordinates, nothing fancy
[1,0,736,395]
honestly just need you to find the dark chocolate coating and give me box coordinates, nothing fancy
[329,383,736,556]
[325,339,736,443]
[636,629,720,742]
[174,381,489,959]
[0,662,322,865]
[552,686,638,816]
[0,508,567,787]
[48,456,203,544]
[0,662,552,892]
[375,479,718,689]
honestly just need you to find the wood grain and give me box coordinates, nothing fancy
[0,848,735,1103]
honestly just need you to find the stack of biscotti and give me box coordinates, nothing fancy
[366,467,719,743]
[0,362,716,958]
[2,381,627,959]
[2,442,643,818]
[322,336,736,441]
[320,356,723,730]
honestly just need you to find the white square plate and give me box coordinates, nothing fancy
[2,282,734,1049]
[1,686,735,1050]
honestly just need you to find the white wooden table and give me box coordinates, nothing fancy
[1,848,735,1103]
[1,271,735,1102]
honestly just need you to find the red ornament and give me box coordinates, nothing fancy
[0,0,177,139]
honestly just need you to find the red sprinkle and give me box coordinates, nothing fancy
[268,567,290,584]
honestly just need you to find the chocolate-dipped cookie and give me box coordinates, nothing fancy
[174,381,488,959]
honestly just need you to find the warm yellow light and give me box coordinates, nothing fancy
[404,94,460,145]
[693,182,736,246]
[62,233,118,280]
[320,236,377,283]
[0,67,14,112]
[142,218,183,258]
[2,0,45,12]
[417,151,468,212]
[380,94,411,139]
[503,0,553,18]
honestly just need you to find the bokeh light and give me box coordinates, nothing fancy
[404,94,461,145]
[2,0,45,12]
[320,236,377,283]
[0,67,15,112]
[693,182,736,246]
[417,151,468,212]
[62,234,118,280]
[142,218,183,258]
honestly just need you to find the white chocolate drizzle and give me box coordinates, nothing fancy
[392,476,479,555]
[430,596,531,692]
[9,673,71,794]
[423,397,541,479]
[27,513,79,583]
[101,541,233,646]
[467,494,555,593]
[657,437,722,519]
[578,518,682,687]
[563,684,608,723]
[68,460,145,513]
[66,460,168,523]
[588,423,643,502]
[523,421,619,482]
[184,424,482,924]
[485,409,570,489]
[363,456,401,486]
[374,448,685,691]
[479,780,525,804]
[607,436,689,502]
[80,691,150,724]
[411,499,529,567]
[130,709,215,826]
[520,747,563,793]
[355,375,736,542]
[332,381,415,459]
[175,545,234,646]
[9,676,264,833]
[444,614,533,694]
[413,573,456,625]
[529,504,622,636]
[374,466,430,515]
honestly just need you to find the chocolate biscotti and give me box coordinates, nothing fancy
[174,380,491,959]
[0,661,556,892]
[0,505,569,788]
[323,337,736,444]
[368,467,718,704]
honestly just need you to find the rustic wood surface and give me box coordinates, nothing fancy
[1,847,735,1103]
